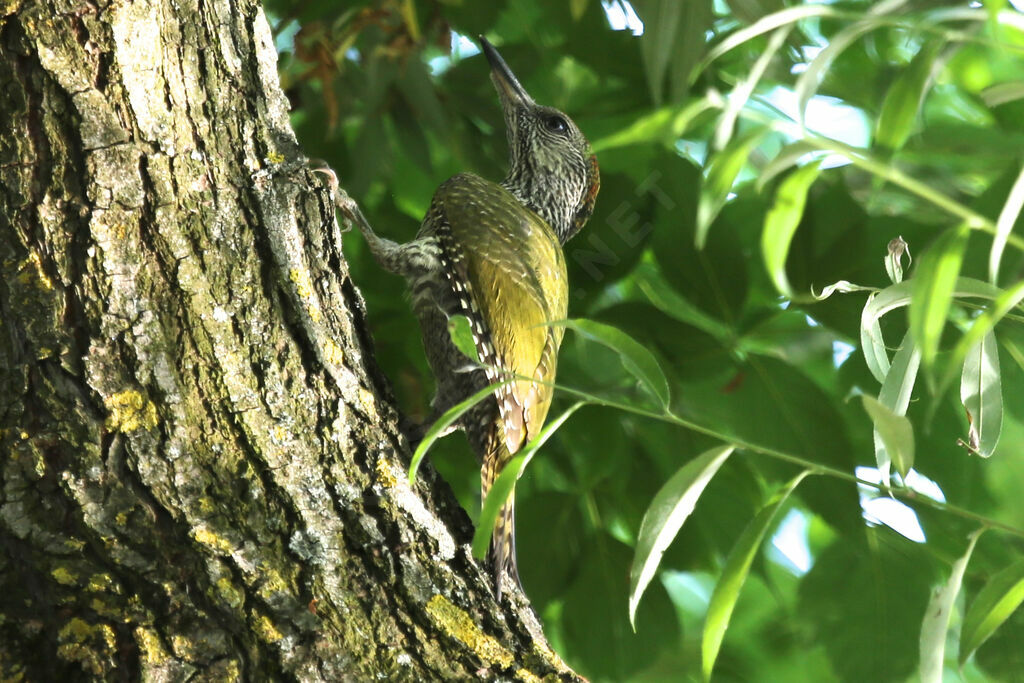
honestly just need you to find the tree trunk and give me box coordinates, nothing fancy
[0,1,575,679]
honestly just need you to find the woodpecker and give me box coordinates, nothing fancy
[332,37,599,598]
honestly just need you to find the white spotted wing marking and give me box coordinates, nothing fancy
[435,222,527,455]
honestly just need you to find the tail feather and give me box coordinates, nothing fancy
[487,493,520,600]
[481,441,521,600]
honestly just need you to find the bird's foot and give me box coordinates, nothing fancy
[309,159,367,234]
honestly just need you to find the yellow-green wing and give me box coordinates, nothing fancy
[433,173,567,453]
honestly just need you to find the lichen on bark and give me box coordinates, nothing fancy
[0,0,578,680]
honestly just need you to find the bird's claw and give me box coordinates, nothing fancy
[309,159,364,234]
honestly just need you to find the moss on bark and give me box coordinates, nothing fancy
[0,1,578,680]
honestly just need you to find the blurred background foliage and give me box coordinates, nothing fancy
[265,0,1024,680]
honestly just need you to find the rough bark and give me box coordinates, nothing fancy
[0,0,576,679]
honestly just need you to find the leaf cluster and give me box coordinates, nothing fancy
[274,1,1024,679]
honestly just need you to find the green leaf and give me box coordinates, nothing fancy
[862,277,1004,337]
[960,556,1024,665]
[669,0,713,102]
[798,529,940,681]
[697,127,769,248]
[960,330,1003,458]
[861,395,914,479]
[472,452,527,560]
[981,81,1024,108]
[634,0,684,104]
[702,471,810,681]
[761,160,822,296]
[447,314,480,363]
[876,41,944,151]
[408,380,510,484]
[878,332,921,414]
[471,403,585,558]
[910,224,970,367]
[989,165,1024,284]
[793,16,878,126]
[778,133,993,229]
[755,141,822,192]
[569,0,588,21]
[628,445,735,629]
[591,99,712,153]
[793,0,914,124]
[874,331,921,482]
[690,4,838,83]
[562,318,671,408]
[561,537,680,680]
[634,263,734,343]
[919,530,983,683]
[712,25,790,151]
[937,279,1024,404]
[861,294,892,384]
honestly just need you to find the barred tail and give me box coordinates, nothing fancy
[481,447,521,600]
[489,493,519,600]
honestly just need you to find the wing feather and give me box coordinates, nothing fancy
[432,173,567,453]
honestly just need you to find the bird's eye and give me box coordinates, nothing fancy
[544,115,568,135]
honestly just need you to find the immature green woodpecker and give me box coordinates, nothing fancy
[337,38,599,598]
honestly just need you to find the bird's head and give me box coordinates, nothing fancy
[480,37,600,245]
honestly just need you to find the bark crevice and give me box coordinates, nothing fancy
[0,1,581,680]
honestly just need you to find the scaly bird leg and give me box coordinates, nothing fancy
[310,160,415,276]
[310,160,448,446]
[312,161,443,281]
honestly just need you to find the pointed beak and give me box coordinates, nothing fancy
[479,36,534,108]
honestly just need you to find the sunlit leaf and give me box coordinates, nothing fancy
[874,331,921,481]
[919,530,983,683]
[755,141,822,191]
[981,82,1024,107]
[447,314,480,363]
[691,4,839,82]
[938,280,1024,401]
[591,100,712,153]
[761,160,822,296]
[909,225,970,367]
[629,445,735,628]
[703,471,810,681]
[794,0,907,125]
[960,556,1024,665]
[861,292,893,383]
[877,331,921,419]
[561,318,671,408]
[783,135,992,229]
[713,26,789,150]
[876,41,943,151]
[862,277,1004,332]
[862,395,914,479]
[961,330,1002,458]
[989,165,1024,284]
